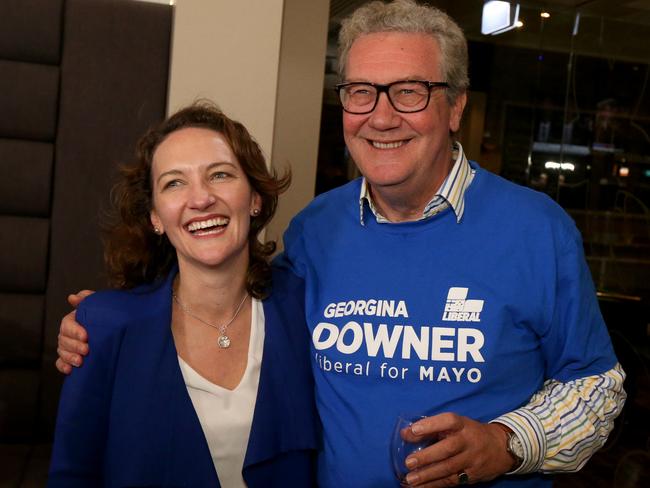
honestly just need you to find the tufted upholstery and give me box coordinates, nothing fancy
[0,0,172,483]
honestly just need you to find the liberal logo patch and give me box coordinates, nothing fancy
[442,287,484,322]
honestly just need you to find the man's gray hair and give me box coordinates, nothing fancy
[338,0,469,104]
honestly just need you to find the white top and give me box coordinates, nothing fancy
[178,298,265,488]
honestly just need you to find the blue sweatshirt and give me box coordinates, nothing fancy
[280,164,617,487]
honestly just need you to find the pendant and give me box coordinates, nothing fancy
[218,335,231,349]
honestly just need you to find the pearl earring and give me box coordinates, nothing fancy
[252,208,260,216]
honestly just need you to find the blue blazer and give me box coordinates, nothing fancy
[48,266,320,487]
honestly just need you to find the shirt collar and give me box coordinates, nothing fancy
[358,141,475,226]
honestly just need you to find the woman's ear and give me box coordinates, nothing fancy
[250,192,262,217]
[150,211,164,235]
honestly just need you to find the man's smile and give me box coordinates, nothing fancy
[370,139,410,149]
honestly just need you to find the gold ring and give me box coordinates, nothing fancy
[458,471,469,485]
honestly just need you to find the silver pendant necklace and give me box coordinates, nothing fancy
[172,291,248,349]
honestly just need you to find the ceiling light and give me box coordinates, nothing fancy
[545,161,575,171]
[481,1,521,36]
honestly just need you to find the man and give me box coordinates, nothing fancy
[57,1,625,486]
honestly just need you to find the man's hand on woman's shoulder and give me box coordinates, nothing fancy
[55,290,94,374]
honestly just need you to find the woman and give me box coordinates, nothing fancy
[48,102,319,487]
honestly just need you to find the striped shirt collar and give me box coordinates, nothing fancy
[358,142,475,225]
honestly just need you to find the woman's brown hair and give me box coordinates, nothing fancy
[103,100,290,298]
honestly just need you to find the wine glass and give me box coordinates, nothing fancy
[390,414,435,484]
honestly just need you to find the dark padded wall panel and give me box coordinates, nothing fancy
[40,0,172,435]
[0,445,32,486]
[0,216,49,292]
[0,0,63,64]
[0,0,61,447]
[0,61,59,141]
[0,370,39,440]
[0,294,45,363]
[0,139,53,216]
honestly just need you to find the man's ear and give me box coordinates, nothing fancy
[449,91,467,133]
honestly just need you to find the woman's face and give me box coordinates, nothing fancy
[149,127,261,272]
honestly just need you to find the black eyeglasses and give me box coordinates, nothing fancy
[334,80,449,114]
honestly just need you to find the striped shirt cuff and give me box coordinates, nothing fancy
[491,409,546,474]
[491,363,626,475]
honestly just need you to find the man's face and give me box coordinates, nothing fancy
[343,32,466,204]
